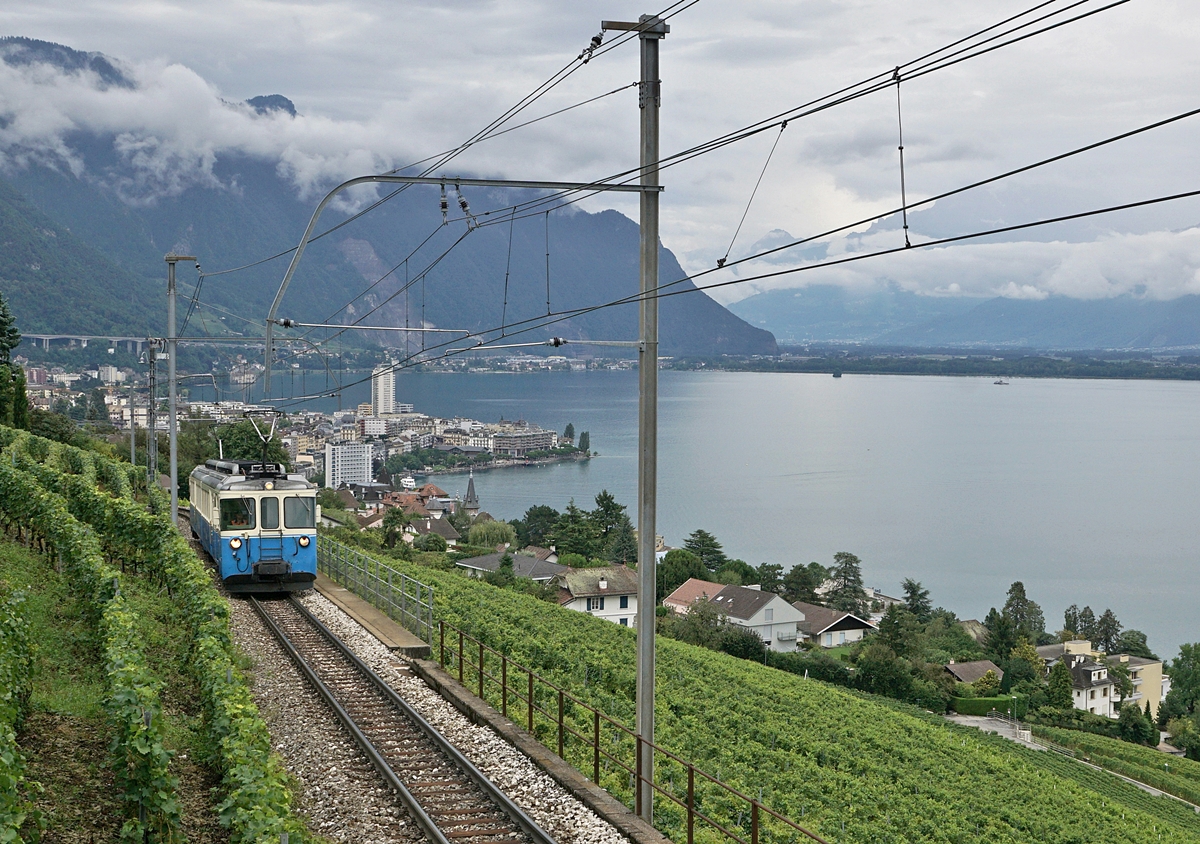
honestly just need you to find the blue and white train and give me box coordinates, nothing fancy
[189,459,319,593]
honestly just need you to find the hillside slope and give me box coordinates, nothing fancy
[339,547,1200,844]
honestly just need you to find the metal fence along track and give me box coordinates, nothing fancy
[317,535,435,642]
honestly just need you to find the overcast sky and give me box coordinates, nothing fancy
[2,0,1199,303]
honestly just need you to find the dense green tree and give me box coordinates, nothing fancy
[1166,715,1200,761]
[1010,641,1045,676]
[1168,642,1200,715]
[984,608,1019,662]
[1077,606,1097,641]
[485,553,516,588]
[719,625,767,662]
[562,422,575,442]
[684,529,728,573]
[1117,703,1157,746]
[1002,581,1046,644]
[215,419,290,466]
[1063,604,1080,637]
[923,610,986,662]
[901,578,933,623]
[756,563,784,594]
[1160,688,1188,728]
[513,504,559,547]
[603,514,637,565]
[549,499,602,558]
[781,562,826,604]
[854,642,916,701]
[1108,661,1134,704]
[825,552,868,616]
[658,598,725,650]
[11,368,27,431]
[1094,608,1122,653]
[85,388,108,422]
[590,490,627,539]
[27,408,80,445]
[1047,660,1074,708]
[0,295,20,363]
[973,669,1001,697]
[877,605,920,660]
[657,549,708,602]
[413,532,447,552]
[577,431,590,452]
[715,558,757,586]
[1115,630,1156,660]
[468,519,517,549]
[381,507,414,549]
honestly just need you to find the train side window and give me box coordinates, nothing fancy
[284,497,316,529]
[220,498,255,530]
[261,497,280,530]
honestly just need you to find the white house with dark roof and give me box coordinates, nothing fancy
[551,566,639,627]
[791,601,877,648]
[707,584,806,652]
[662,578,722,614]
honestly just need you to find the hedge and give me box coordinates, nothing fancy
[0,583,35,841]
[0,458,181,842]
[2,429,308,843]
[950,694,1029,718]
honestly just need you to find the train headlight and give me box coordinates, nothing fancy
[298,535,311,548]
[229,537,243,550]
[264,482,274,490]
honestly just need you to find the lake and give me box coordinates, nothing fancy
[195,368,1200,657]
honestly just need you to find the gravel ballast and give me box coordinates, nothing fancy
[227,587,630,844]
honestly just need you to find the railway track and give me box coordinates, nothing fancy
[250,595,558,844]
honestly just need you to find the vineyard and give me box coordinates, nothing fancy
[337,546,1200,844]
[0,426,309,843]
[1033,724,1200,805]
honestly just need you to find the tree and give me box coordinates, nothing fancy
[468,520,517,549]
[215,420,290,466]
[657,549,708,602]
[381,507,414,548]
[877,605,920,660]
[1166,715,1200,761]
[901,578,933,623]
[684,529,728,573]
[781,562,826,604]
[716,559,757,586]
[1094,608,1122,653]
[516,504,559,547]
[562,422,575,442]
[973,669,1001,697]
[549,500,602,558]
[85,388,108,423]
[603,515,637,565]
[755,563,784,594]
[1116,703,1157,746]
[983,608,1019,663]
[0,294,20,363]
[825,552,868,616]
[577,431,590,452]
[1010,641,1045,676]
[1077,606,1097,641]
[413,532,447,552]
[485,553,516,588]
[1047,660,1074,709]
[719,625,768,662]
[1002,581,1046,644]
[1063,604,1080,637]
[1115,630,1157,660]
[8,368,27,430]
[28,408,79,445]
[590,490,627,539]
[1108,661,1133,704]
[1168,642,1200,715]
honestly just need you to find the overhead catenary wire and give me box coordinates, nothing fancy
[719,121,787,268]
[894,68,911,249]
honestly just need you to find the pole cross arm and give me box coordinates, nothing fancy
[263,173,662,395]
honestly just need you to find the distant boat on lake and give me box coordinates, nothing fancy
[994,379,1009,385]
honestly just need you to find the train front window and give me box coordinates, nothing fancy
[261,497,280,530]
[220,498,255,530]
[284,497,315,529]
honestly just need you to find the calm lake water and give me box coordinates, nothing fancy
[196,369,1200,657]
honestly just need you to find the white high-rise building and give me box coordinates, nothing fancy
[371,364,396,416]
[325,442,373,489]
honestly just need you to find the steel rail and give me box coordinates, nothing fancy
[253,595,558,844]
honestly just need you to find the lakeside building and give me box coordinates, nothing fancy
[1036,640,1166,719]
[552,567,638,627]
[663,579,806,652]
[325,441,373,489]
[371,364,395,416]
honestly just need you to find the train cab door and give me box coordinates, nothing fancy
[259,496,284,560]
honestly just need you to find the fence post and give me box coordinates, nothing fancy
[751,800,759,844]
[502,656,508,718]
[558,690,565,758]
[478,641,485,700]
[400,573,407,627]
[527,671,534,733]
[458,630,464,684]
[636,735,643,818]
[687,764,695,844]
[439,621,445,666]
[593,709,601,784]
